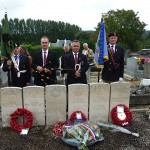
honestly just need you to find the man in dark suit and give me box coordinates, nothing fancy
[102,32,124,83]
[61,44,70,76]
[2,44,31,87]
[64,40,89,85]
[32,36,59,86]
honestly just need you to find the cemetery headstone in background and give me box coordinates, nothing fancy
[124,57,144,78]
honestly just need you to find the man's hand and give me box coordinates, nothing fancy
[119,77,124,82]
[36,66,43,72]
[26,82,30,86]
[75,71,81,78]
[44,68,51,73]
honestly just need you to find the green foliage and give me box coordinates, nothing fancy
[2,18,82,45]
[142,31,150,39]
[139,39,150,49]
[22,44,63,58]
[2,10,148,53]
[91,9,147,52]
[74,31,96,52]
[146,31,150,39]
[49,46,64,58]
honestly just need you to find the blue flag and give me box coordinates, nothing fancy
[94,19,108,68]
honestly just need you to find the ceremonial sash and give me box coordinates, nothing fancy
[11,55,19,72]
[11,55,27,77]
[108,49,120,69]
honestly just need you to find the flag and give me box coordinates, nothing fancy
[94,18,108,68]
[1,12,14,58]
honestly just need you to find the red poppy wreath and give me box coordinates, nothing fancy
[10,108,33,132]
[70,110,87,122]
[53,121,67,137]
[111,104,132,126]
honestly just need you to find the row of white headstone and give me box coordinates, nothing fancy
[0,82,130,127]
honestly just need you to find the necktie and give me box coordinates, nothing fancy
[74,53,78,65]
[44,52,47,66]
[14,55,17,61]
[111,45,114,55]
[14,55,18,64]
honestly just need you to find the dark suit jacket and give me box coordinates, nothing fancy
[61,51,70,75]
[2,55,31,87]
[64,52,89,85]
[32,50,59,86]
[102,45,124,82]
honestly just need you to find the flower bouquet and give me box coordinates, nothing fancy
[97,120,139,137]
[62,121,104,150]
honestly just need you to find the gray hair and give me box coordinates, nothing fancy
[64,45,69,49]
[83,43,88,47]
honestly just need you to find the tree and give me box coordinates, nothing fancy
[92,9,146,51]
[146,31,150,39]
[75,31,95,51]
[1,18,82,45]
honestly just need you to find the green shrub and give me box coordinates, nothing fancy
[22,44,64,58]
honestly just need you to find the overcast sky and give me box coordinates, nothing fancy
[0,0,150,31]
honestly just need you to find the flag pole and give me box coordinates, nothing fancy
[97,68,101,82]
[94,13,108,83]
[97,14,104,83]
[98,15,102,83]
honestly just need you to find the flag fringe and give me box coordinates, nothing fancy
[94,60,104,69]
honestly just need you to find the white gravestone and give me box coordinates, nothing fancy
[1,87,22,127]
[109,82,130,121]
[45,85,66,125]
[68,84,89,120]
[23,86,45,126]
[89,83,110,122]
